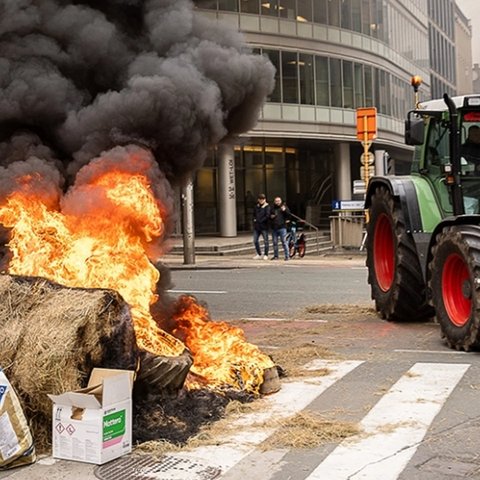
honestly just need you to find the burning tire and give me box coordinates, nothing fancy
[429,225,480,351]
[366,185,432,321]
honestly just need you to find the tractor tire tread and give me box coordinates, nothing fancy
[367,186,433,322]
[428,225,480,351]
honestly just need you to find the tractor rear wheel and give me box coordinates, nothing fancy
[366,186,432,321]
[429,226,480,351]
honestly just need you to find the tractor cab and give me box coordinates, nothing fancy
[406,95,480,216]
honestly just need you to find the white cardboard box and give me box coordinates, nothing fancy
[48,368,134,465]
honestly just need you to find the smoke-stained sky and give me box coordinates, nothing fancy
[0,0,275,184]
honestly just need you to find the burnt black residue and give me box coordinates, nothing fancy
[132,387,254,445]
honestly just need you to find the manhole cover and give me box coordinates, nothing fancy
[94,454,222,480]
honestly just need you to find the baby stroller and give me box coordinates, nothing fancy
[286,220,306,258]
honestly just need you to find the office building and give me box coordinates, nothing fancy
[191,1,466,235]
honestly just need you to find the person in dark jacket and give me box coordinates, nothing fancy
[270,196,291,260]
[461,125,480,171]
[252,193,270,260]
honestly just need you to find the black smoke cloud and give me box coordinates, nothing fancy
[0,0,275,184]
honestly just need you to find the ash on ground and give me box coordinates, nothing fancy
[132,387,254,445]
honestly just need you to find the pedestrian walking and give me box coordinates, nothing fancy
[270,196,291,261]
[252,193,270,260]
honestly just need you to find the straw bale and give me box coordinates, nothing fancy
[0,273,139,449]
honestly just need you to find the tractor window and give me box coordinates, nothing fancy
[425,118,449,171]
[460,113,480,213]
[460,117,480,177]
[424,118,453,215]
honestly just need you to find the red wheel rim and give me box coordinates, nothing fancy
[442,253,471,327]
[373,213,395,292]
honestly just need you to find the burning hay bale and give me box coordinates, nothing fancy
[0,271,276,452]
[0,273,140,448]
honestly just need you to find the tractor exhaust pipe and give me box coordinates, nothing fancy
[443,94,465,216]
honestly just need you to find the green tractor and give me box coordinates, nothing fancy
[366,92,480,350]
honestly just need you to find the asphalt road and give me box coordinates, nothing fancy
[168,256,371,320]
[164,255,480,480]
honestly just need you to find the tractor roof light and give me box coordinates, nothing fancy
[463,97,480,107]
[411,75,423,92]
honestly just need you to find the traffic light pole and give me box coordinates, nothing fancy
[362,115,372,223]
[356,107,377,237]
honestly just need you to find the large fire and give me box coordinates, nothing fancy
[0,150,274,394]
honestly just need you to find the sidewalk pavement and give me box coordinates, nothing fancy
[161,250,366,270]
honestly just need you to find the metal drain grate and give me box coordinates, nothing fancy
[94,454,222,480]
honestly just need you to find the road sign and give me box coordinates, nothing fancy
[356,107,377,141]
[353,180,366,195]
[361,165,375,181]
[332,200,366,211]
[360,152,375,166]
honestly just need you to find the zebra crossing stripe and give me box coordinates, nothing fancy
[172,360,364,473]
[306,362,470,480]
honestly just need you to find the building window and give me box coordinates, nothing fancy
[218,0,238,10]
[265,147,286,199]
[299,53,315,105]
[313,0,328,24]
[194,167,218,234]
[315,56,330,106]
[351,0,362,32]
[278,0,296,19]
[281,51,299,103]
[379,69,390,115]
[341,0,352,30]
[297,0,313,22]
[373,68,380,111]
[196,0,218,8]
[328,0,341,27]
[261,0,279,16]
[330,58,342,107]
[263,49,282,102]
[361,0,371,36]
[239,0,260,13]
[364,65,373,106]
[354,62,364,107]
[342,60,354,108]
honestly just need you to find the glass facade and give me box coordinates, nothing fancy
[195,0,430,110]
[387,4,429,70]
[196,0,388,41]
[194,143,335,233]
[262,48,412,119]
[428,0,456,98]
[191,0,437,234]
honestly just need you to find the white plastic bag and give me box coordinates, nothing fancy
[0,368,36,469]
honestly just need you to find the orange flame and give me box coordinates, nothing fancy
[0,150,274,394]
[172,295,274,392]
[0,170,184,357]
